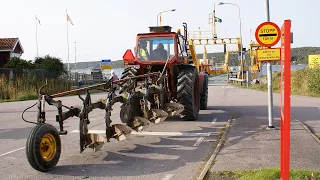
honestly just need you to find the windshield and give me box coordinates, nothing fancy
[137,36,175,61]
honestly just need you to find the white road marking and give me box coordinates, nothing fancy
[162,174,174,180]
[0,147,25,157]
[211,118,217,124]
[0,130,11,134]
[193,137,205,146]
[71,130,211,137]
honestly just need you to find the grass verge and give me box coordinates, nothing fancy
[232,68,320,98]
[206,168,320,180]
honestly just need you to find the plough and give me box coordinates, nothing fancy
[23,71,183,172]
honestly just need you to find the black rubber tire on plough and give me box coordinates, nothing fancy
[177,65,200,121]
[26,123,61,172]
[119,66,139,90]
[200,74,209,110]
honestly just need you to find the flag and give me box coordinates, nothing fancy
[36,16,41,25]
[214,16,222,23]
[67,14,74,25]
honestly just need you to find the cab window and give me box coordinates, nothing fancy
[137,37,175,61]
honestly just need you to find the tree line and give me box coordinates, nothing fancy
[4,55,65,78]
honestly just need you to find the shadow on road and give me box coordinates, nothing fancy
[40,107,230,178]
[45,125,220,178]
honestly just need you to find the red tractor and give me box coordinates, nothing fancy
[119,23,209,123]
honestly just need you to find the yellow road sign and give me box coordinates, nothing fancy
[101,65,112,70]
[308,55,320,69]
[256,48,281,62]
[255,22,281,47]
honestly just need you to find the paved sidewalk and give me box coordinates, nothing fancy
[211,117,320,172]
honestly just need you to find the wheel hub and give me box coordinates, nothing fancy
[40,133,57,161]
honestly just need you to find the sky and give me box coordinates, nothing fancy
[1,0,319,63]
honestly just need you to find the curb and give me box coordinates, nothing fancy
[295,119,320,145]
[196,119,233,180]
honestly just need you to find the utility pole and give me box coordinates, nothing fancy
[74,42,77,70]
[266,0,275,129]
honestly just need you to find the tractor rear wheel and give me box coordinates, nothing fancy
[177,66,200,121]
[26,123,61,172]
[200,74,209,110]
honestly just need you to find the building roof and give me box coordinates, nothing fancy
[0,38,24,53]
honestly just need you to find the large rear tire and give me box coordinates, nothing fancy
[200,74,209,110]
[26,123,61,172]
[177,65,200,121]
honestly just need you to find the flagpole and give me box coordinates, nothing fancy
[35,15,39,59]
[66,9,70,72]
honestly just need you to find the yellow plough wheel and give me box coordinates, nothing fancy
[40,133,57,161]
[26,123,61,172]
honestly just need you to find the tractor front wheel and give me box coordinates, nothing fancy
[177,66,200,121]
[26,123,61,172]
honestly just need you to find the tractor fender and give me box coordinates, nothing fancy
[198,72,208,94]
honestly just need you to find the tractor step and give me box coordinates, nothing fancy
[164,103,185,116]
[150,109,169,124]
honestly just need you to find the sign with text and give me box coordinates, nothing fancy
[255,21,281,47]
[101,59,112,70]
[256,48,281,62]
[308,55,320,69]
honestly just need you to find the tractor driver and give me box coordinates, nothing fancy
[139,40,150,60]
[151,43,168,60]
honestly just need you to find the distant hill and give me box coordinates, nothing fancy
[65,47,320,69]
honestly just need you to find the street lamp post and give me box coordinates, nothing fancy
[157,9,176,26]
[218,2,244,80]
[74,42,77,70]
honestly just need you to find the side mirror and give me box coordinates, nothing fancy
[123,49,135,61]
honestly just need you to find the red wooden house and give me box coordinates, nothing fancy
[0,38,24,68]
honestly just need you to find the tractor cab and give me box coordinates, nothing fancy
[123,24,190,66]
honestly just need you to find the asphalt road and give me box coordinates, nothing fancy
[0,77,230,180]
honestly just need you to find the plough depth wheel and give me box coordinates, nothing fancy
[26,123,61,172]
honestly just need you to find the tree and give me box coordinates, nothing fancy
[4,57,35,76]
[34,55,66,78]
